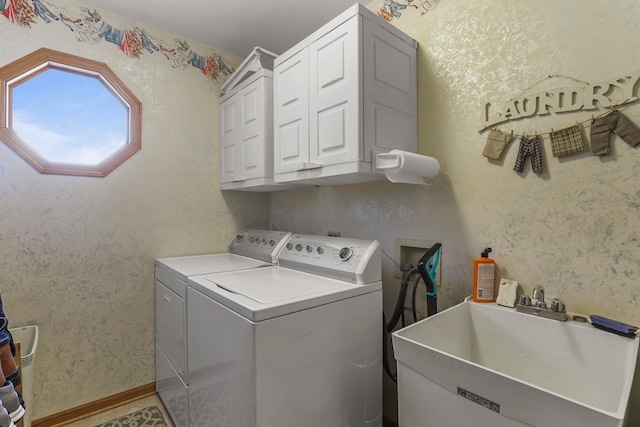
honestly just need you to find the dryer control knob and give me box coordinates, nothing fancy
[306,245,313,253]
[286,243,293,250]
[317,247,324,255]
[338,247,353,262]
[295,244,303,252]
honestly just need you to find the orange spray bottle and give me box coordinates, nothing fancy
[473,247,495,302]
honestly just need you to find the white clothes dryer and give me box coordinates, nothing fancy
[187,234,382,427]
[155,229,291,427]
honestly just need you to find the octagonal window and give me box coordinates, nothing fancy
[0,48,142,177]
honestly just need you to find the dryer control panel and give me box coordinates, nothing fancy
[229,229,292,263]
[278,234,381,284]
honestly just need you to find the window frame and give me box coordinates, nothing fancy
[0,48,142,177]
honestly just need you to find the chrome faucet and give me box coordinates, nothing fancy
[531,285,545,307]
[516,285,567,321]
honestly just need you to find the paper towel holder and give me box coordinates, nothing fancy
[374,150,440,185]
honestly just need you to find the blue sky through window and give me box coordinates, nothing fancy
[11,68,128,165]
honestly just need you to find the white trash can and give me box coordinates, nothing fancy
[9,326,38,427]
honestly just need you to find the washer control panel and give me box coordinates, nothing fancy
[229,229,292,263]
[279,234,381,284]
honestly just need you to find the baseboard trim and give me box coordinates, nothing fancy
[32,382,156,427]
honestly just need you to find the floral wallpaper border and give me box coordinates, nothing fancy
[0,0,443,82]
[0,0,234,82]
[377,0,440,21]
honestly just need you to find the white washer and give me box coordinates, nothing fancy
[187,234,383,427]
[155,229,292,427]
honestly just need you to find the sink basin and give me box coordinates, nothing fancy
[392,301,639,427]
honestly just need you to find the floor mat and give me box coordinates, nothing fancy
[94,405,168,427]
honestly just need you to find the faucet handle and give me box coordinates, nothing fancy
[531,285,545,302]
[518,295,532,306]
[549,298,566,313]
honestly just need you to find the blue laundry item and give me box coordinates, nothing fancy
[33,0,59,23]
[98,20,124,45]
[387,0,407,18]
[135,28,159,53]
[216,55,233,76]
[187,51,206,70]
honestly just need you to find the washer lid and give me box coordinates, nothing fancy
[155,253,271,281]
[211,267,347,304]
[189,266,381,322]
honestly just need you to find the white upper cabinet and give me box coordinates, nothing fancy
[274,4,418,186]
[220,78,270,185]
[220,47,308,192]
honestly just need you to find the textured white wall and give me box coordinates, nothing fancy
[0,0,269,419]
[3,0,640,422]
[270,0,640,422]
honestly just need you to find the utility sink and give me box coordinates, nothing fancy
[392,301,639,427]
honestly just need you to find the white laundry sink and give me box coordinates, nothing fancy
[392,301,639,427]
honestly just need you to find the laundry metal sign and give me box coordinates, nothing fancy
[480,70,640,131]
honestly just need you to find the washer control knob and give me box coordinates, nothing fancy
[286,243,293,250]
[317,247,324,255]
[269,239,276,246]
[262,238,268,245]
[306,245,313,253]
[338,247,353,262]
[249,237,255,243]
[295,244,303,252]
[235,234,244,242]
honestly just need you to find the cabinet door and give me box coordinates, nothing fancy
[219,95,239,184]
[309,15,361,166]
[238,80,266,181]
[274,49,310,174]
[363,18,417,156]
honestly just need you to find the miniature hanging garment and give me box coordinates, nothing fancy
[590,111,640,156]
[550,124,584,157]
[482,129,512,160]
[514,135,543,174]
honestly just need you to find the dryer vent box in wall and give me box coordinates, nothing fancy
[395,238,441,281]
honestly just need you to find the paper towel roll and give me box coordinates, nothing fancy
[375,150,440,185]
